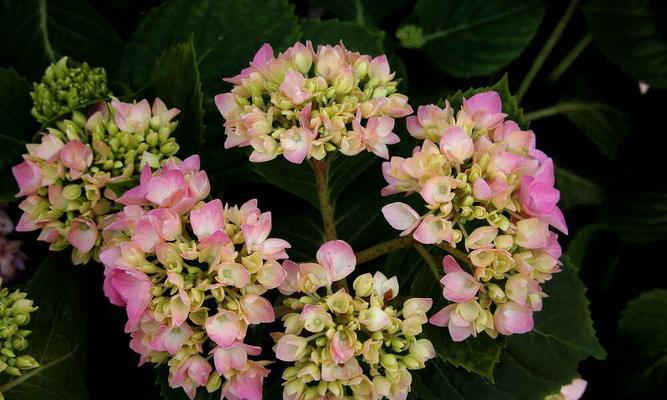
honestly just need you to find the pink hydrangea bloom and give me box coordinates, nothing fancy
[273,240,434,399]
[101,157,290,399]
[11,98,181,264]
[215,42,413,164]
[381,92,566,341]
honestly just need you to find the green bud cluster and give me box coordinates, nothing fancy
[31,57,110,124]
[0,279,39,381]
[396,25,426,49]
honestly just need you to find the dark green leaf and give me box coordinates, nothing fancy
[584,0,667,88]
[448,75,527,128]
[560,102,629,160]
[0,68,37,200]
[556,167,604,210]
[253,153,377,209]
[150,40,205,155]
[0,0,123,80]
[0,255,88,399]
[300,19,385,56]
[617,289,667,397]
[601,192,667,243]
[566,224,602,268]
[311,0,409,26]
[414,259,604,399]
[403,0,544,78]
[125,0,301,94]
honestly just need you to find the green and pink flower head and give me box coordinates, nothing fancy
[381,91,566,341]
[12,98,180,264]
[273,240,435,400]
[101,155,291,399]
[214,42,412,164]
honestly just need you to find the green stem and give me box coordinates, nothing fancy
[435,242,473,268]
[523,101,586,121]
[547,33,592,83]
[355,236,414,265]
[516,0,580,103]
[413,243,441,281]
[312,159,337,241]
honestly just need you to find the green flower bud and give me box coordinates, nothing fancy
[160,141,179,156]
[206,372,222,393]
[62,184,82,201]
[15,355,39,370]
[31,57,110,124]
[396,25,426,49]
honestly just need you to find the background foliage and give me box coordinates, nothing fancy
[0,0,665,399]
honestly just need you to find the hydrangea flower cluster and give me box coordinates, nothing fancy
[381,91,567,341]
[30,57,109,124]
[0,278,39,380]
[0,210,26,281]
[101,155,291,400]
[273,240,435,400]
[12,98,181,264]
[215,42,413,163]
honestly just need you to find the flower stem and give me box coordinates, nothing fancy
[547,33,592,83]
[523,101,587,121]
[413,243,441,281]
[355,236,415,265]
[516,0,580,103]
[312,159,337,241]
[435,242,473,268]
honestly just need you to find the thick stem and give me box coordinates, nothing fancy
[435,242,474,268]
[547,33,592,83]
[312,159,338,241]
[516,0,580,103]
[355,236,414,265]
[413,243,441,281]
[523,101,586,121]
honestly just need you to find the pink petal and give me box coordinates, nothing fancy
[382,202,420,235]
[316,240,356,283]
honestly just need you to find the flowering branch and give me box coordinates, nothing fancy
[413,243,441,281]
[516,0,580,102]
[311,159,337,241]
[435,242,473,269]
[355,236,414,264]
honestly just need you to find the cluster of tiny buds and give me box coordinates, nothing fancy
[273,241,435,400]
[12,97,180,264]
[30,57,109,124]
[215,41,412,164]
[0,279,39,379]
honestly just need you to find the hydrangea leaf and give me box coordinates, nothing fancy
[300,19,385,56]
[0,68,37,201]
[601,192,667,243]
[125,0,301,94]
[400,0,545,78]
[584,0,667,88]
[150,40,205,156]
[252,153,378,209]
[617,289,667,397]
[0,0,123,80]
[527,101,630,160]
[555,167,604,210]
[310,0,409,26]
[412,258,604,399]
[0,255,88,399]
